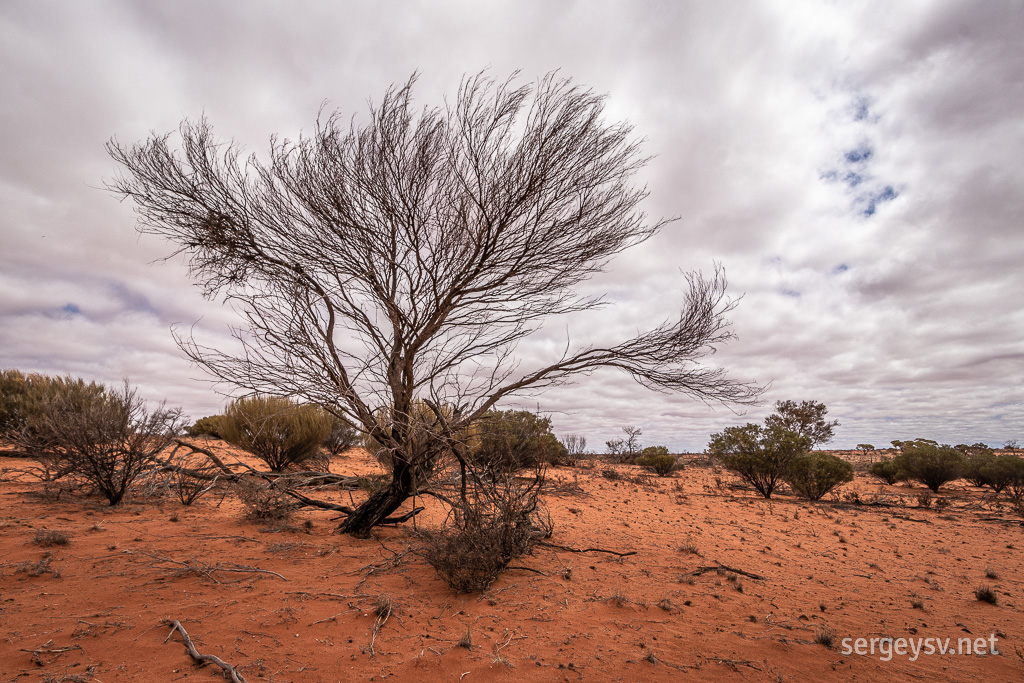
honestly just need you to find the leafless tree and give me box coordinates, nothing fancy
[108,71,762,535]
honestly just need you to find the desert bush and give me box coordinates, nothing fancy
[707,423,811,498]
[32,529,70,547]
[15,377,184,505]
[234,475,296,521]
[974,585,998,605]
[559,434,587,466]
[635,450,679,476]
[0,369,30,439]
[419,468,548,592]
[606,426,643,463]
[900,440,965,492]
[786,452,854,501]
[1000,456,1024,507]
[185,415,226,439]
[323,417,360,456]
[868,457,905,485]
[221,395,332,472]
[469,410,566,472]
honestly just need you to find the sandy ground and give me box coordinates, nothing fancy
[1,445,1022,682]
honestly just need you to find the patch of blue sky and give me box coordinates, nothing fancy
[844,146,873,164]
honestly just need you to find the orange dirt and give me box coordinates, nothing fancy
[1,446,1022,682]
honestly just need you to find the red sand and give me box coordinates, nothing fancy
[1,446,1022,681]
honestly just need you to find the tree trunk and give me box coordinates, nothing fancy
[338,460,414,536]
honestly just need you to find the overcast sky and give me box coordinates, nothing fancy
[1,0,1022,451]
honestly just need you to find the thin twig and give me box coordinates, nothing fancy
[538,541,637,556]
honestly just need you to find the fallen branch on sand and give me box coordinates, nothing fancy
[129,551,287,582]
[538,541,637,557]
[19,640,83,666]
[690,563,766,581]
[164,620,248,683]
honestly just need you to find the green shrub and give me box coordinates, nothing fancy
[470,410,567,472]
[323,416,360,456]
[900,440,965,492]
[868,457,904,485]
[0,369,30,439]
[186,414,226,439]
[221,395,332,472]
[707,423,811,498]
[787,452,854,501]
[635,450,679,476]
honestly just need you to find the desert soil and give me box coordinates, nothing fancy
[1,445,1022,682]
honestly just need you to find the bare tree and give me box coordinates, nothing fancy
[108,71,762,535]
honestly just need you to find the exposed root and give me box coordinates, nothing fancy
[164,620,248,683]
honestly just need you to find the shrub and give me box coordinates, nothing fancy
[974,585,998,605]
[635,451,679,476]
[323,417,360,456]
[186,415,226,439]
[764,400,838,448]
[1000,456,1024,507]
[469,410,567,472]
[786,452,854,501]
[869,457,904,485]
[0,369,30,439]
[16,377,183,505]
[234,475,296,521]
[559,434,587,466]
[419,469,548,592]
[33,529,70,547]
[900,440,965,492]
[707,423,811,498]
[221,395,332,472]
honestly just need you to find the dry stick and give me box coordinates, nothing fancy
[164,620,248,683]
[369,596,393,655]
[19,640,83,666]
[537,541,637,557]
[283,489,424,525]
[690,563,767,581]
[130,550,288,581]
[505,565,548,576]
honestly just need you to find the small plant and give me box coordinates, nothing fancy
[707,423,812,499]
[916,491,932,508]
[974,585,998,605]
[221,395,332,472]
[900,440,965,493]
[814,625,837,648]
[934,497,951,511]
[634,451,679,477]
[235,476,296,521]
[186,414,226,439]
[32,530,70,547]
[600,468,622,481]
[868,458,904,485]
[679,543,700,555]
[786,452,854,501]
[610,589,628,607]
[457,626,473,649]
[657,598,674,611]
[985,567,998,579]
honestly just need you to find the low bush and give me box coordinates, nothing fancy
[419,470,549,592]
[15,377,184,505]
[221,395,332,472]
[32,529,70,547]
[186,415,226,439]
[900,440,965,493]
[635,451,679,476]
[234,476,296,521]
[707,423,811,499]
[323,417,360,456]
[469,410,567,472]
[868,457,904,485]
[786,452,854,501]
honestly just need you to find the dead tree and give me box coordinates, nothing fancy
[108,71,762,535]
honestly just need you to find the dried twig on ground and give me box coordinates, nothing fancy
[164,620,248,683]
[129,551,287,582]
[538,541,637,557]
[690,563,766,580]
[19,640,83,666]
